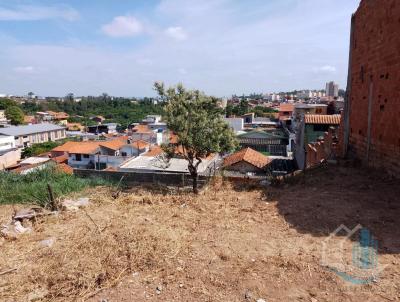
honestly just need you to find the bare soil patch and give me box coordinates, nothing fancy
[0,165,399,302]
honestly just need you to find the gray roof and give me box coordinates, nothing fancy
[0,124,65,136]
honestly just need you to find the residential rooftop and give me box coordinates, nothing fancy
[0,124,65,136]
[223,147,271,169]
[304,114,341,125]
[120,155,214,174]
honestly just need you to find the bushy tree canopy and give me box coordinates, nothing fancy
[5,105,24,125]
[155,82,238,193]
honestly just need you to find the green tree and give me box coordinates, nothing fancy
[5,106,24,125]
[0,98,17,110]
[155,82,237,193]
[21,141,59,158]
[225,103,234,117]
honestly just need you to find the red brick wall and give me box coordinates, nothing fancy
[307,128,339,169]
[346,0,400,174]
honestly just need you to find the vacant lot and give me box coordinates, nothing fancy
[0,164,399,302]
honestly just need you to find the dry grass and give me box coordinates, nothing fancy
[0,166,399,302]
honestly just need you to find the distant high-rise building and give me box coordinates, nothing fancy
[325,81,339,97]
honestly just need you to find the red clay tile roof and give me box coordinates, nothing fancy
[24,115,36,123]
[52,141,101,155]
[67,123,84,131]
[223,147,271,169]
[100,139,127,151]
[56,163,74,174]
[143,145,163,157]
[279,103,294,112]
[304,114,341,125]
[132,124,153,134]
[53,137,132,154]
[47,111,69,119]
[130,140,150,149]
[51,154,68,164]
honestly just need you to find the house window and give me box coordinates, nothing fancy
[121,152,127,157]
[75,154,82,161]
[83,154,89,158]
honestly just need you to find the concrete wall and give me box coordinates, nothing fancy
[68,154,131,169]
[73,169,208,187]
[294,118,306,170]
[0,135,16,151]
[68,154,93,169]
[15,129,66,147]
[120,145,148,157]
[343,0,400,175]
[131,133,155,144]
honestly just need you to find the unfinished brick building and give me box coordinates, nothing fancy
[341,0,400,174]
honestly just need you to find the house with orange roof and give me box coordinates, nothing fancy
[67,122,84,132]
[142,145,163,157]
[35,111,69,125]
[130,123,170,145]
[23,115,36,124]
[294,113,341,170]
[51,137,144,169]
[278,103,294,121]
[51,141,101,169]
[223,147,272,174]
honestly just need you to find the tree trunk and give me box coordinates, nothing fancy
[191,171,199,194]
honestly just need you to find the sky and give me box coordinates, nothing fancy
[0,0,360,97]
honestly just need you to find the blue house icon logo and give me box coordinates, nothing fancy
[352,228,378,270]
[321,225,385,285]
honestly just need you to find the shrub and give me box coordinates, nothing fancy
[0,166,110,206]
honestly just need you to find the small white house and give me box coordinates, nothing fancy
[0,135,16,152]
[120,140,150,157]
[0,134,20,170]
[224,118,244,133]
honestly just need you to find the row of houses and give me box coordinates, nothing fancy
[0,123,67,170]
[224,102,342,171]
[0,108,340,178]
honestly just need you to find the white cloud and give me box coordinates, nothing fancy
[313,65,337,73]
[101,16,143,37]
[165,26,187,41]
[0,0,360,96]
[13,66,35,74]
[0,5,79,21]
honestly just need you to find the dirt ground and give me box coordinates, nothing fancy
[0,164,399,302]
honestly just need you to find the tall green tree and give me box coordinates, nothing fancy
[5,106,24,125]
[155,82,238,193]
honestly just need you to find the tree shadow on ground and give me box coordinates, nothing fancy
[266,165,400,255]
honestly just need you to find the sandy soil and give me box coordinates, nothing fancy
[0,164,399,302]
